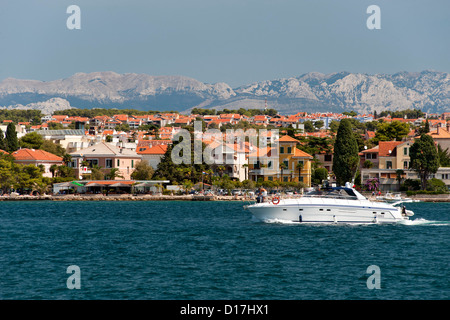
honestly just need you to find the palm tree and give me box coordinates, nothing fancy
[50,164,58,178]
[182,180,194,194]
[62,154,72,166]
[296,162,304,183]
[217,165,226,178]
[395,169,404,191]
[90,164,104,180]
[242,163,249,181]
[205,169,214,184]
[279,162,288,183]
[107,168,124,180]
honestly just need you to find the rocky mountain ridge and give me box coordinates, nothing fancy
[0,70,448,114]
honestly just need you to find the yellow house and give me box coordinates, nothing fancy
[248,135,313,186]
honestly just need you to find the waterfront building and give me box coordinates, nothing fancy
[12,148,64,178]
[248,135,313,186]
[69,142,142,180]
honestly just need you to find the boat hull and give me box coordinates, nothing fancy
[247,198,409,224]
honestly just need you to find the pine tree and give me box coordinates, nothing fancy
[410,134,440,190]
[5,123,19,152]
[332,119,359,186]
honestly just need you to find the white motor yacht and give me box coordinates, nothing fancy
[245,183,414,224]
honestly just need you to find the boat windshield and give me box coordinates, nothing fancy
[304,187,358,200]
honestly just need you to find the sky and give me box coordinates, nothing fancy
[0,0,449,87]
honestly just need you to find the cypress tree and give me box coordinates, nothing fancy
[6,123,19,152]
[410,134,439,190]
[332,119,359,186]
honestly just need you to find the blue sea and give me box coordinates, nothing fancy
[0,200,448,300]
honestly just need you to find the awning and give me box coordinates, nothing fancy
[109,183,132,187]
[71,181,84,186]
[86,183,104,187]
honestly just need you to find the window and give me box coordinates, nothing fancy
[403,161,408,169]
[386,161,392,169]
[280,147,284,154]
[106,159,113,168]
[268,176,273,181]
[324,154,332,162]
[287,147,292,154]
[117,159,120,167]
[131,160,134,168]
[283,160,289,168]
[283,176,288,182]
[268,161,272,169]
[404,147,408,155]
[87,159,98,167]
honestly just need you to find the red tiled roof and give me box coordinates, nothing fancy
[277,135,299,143]
[12,148,63,162]
[293,148,313,159]
[378,141,403,157]
[136,144,168,155]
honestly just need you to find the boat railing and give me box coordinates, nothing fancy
[302,194,359,200]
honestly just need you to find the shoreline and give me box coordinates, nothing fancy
[0,194,247,201]
[0,194,449,202]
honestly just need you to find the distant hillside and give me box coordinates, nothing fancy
[0,70,448,115]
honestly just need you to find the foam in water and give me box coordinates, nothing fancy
[399,218,450,226]
[254,216,450,226]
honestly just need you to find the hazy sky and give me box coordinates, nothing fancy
[0,0,449,87]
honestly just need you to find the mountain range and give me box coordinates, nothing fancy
[0,70,449,115]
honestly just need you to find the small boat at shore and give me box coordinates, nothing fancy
[244,183,414,224]
[375,192,419,204]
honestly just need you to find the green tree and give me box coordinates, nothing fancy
[182,179,194,194]
[314,120,324,130]
[329,120,340,133]
[5,123,19,152]
[409,134,440,190]
[40,140,66,157]
[131,160,154,180]
[303,120,315,133]
[437,144,450,167]
[107,168,124,180]
[0,159,15,193]
[313,167,328,185]
[374,121,410,142]
[90,165,104,180]
[50,164,58,178]
[363,160,374,168]
[418,119,430,135]
[332,119,359,186]
[56,165,75,179]
[19,132,44,149]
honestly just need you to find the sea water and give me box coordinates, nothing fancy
[0,201,448,300]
